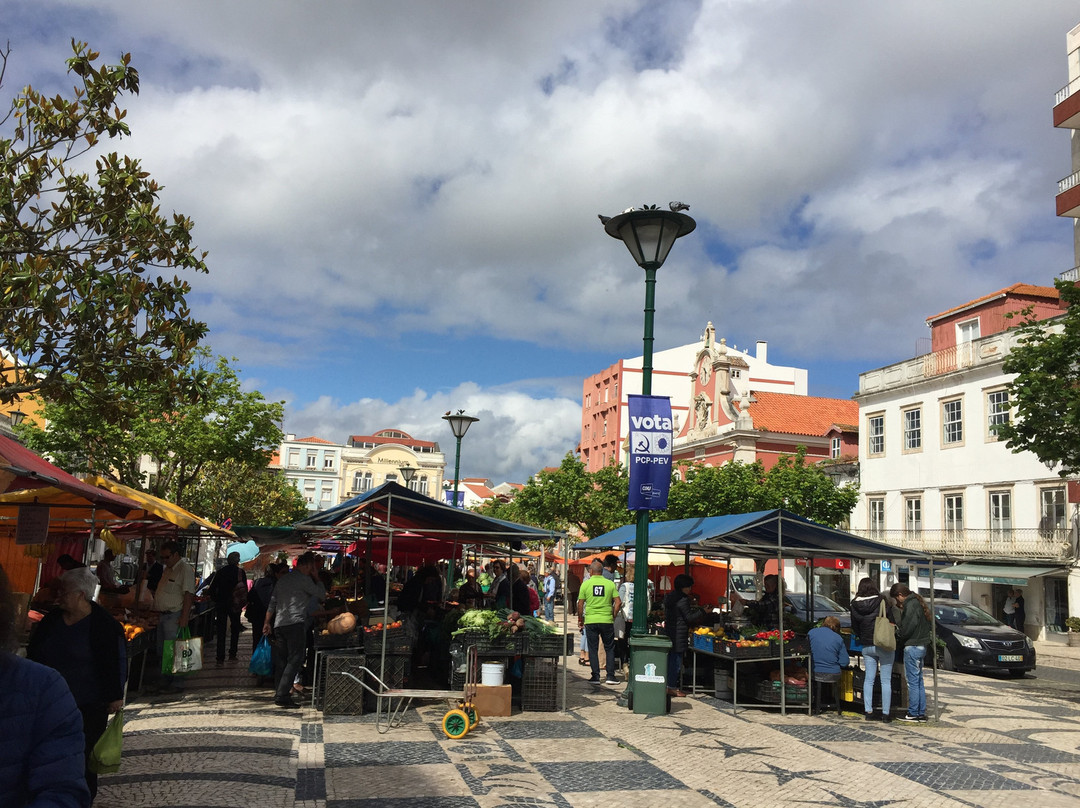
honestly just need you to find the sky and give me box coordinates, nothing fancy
[4,1,1079,484]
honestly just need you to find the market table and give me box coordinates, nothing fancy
[689,639,812,715]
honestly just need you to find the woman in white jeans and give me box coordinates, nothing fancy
[850,577,893,722]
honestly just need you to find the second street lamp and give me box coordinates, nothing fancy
[399,465,417,490]
[442,410,479,509]
[601,203,696,710]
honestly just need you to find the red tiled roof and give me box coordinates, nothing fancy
[464,480,495,499]
[740,392,858,437]
[926,283,1060,323]
[295,436,335,445]
[349,434,438,449]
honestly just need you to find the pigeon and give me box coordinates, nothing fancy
[598,214,611,225]
[669,201,690,212]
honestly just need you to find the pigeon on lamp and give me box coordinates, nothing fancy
[598,214,611,225]
[669,201,690,212]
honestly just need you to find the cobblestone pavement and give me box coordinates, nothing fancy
[96,630,1080,808]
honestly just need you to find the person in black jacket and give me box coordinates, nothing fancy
[28,566,126,803]
[849,577,893,722]
[663,573,697,697]
[209,552,248,664]
[512,565,532,615]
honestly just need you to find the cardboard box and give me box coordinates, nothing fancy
[473,684,512,717]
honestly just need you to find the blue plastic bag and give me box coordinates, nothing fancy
[249,636,272,677]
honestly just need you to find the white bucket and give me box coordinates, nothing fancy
[481,662,504,686]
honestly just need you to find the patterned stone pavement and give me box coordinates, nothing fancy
[96,629,1080,808]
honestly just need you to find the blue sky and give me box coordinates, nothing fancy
[4,1,1078,483]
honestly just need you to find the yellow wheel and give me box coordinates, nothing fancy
[442,709,470,739]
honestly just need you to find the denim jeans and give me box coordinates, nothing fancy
[585,623,615,680]
[544,597,555,622]
[862,645,892,715]
[903,645,927,717]
[667,649,684,690]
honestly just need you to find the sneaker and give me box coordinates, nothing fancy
[588,676,601,683]
[864,712,877,721]
[881,715,893,724]
[605,677,619,685]
[274,700,300,709]
[897,714,921,723]
[917,715,928,723]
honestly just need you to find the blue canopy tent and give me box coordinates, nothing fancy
[575,510,936,716]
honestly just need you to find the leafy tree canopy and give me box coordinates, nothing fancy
[475,446,858,543]
[0,41,207,409]
[180,458,308,528]
[20,348,284,506]
[999,279,1080,476]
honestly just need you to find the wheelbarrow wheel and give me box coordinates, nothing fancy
[462,702,480,729]
[442,709,470,739]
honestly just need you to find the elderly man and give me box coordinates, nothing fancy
[577,559,622,685]
[263,552,325,709]
[152,541,196,694]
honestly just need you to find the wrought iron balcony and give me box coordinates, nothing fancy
[849,528,1074,562]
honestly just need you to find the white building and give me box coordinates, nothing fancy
[278,435,344,512]
[851,284,1077,639]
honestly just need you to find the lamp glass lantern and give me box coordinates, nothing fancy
[399,465,417,488]
[603,208,696,271]
[442,410,479,509]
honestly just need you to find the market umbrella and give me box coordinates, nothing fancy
[225,540,260,563]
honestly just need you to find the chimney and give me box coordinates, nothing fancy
[286,433,295,441]
[756,341,768,364]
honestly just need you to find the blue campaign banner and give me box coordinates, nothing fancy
[444,490,465,508]
[627,395,673,511]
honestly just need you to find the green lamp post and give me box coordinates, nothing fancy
[601,203,695,710]
[442,410,478,509]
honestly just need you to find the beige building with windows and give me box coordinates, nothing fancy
[851,284,1077,639]
[340,429,446,502]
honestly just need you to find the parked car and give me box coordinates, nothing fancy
[784,592,851,628]
[933,598,1035,676]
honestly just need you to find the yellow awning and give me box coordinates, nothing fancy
[84,475,235,536]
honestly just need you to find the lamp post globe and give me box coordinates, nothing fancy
[442,410,479,509]
[400,465,417,489]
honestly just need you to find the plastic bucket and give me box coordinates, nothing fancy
[481,662,504,686]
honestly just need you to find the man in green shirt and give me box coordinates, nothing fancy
[577,559,622,684]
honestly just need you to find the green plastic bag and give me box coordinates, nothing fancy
[162,626,203,675]
[88,709,124,774]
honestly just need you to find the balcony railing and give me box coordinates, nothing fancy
[1058,169,1080,195]
[1055,76,1080,106]
[921,342,975,377]
[850,528,1074,562]
[1058,265,1080,283]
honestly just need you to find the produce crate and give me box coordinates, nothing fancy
[719,641,772,659]
[455,629,522,655]
[755,679,809,704]
[323,653,368,715]
[692,634,716,652]
[524,632,571,656]
[314,650,365,711]
[521,656,561,712]
[315,628,362,650]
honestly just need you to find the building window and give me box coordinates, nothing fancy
[957,318,980,343]
[831,437,841,459]
[306,451,317,468]
[303,482,316,505]
[320,487,332,502]
[602,419,607,437]
[943,493,964,534]
[614,383,618,400]
[867,414,885,457]
[1040,487,1066,536]
[989,490,1012,542]
[942,398,963,446]
[416,475,429,496]
[905,497,922,534]
[902,407,921,452]
[986,389,1009,439]
[585,394,591,409]
[323,455,335,470]
[287,450,299,468]
[868,498,885,536]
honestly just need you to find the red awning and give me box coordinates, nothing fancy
[0,434,136,517]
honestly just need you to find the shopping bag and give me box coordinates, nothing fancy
[873,599,896,651]
[249,635,273,677]
[165,627,203,674]
[88,709,124,774]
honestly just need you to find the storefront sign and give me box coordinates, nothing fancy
[627,395,672,511]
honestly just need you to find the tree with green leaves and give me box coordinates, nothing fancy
[180,458,308,527]
[20,349,284,505]
[0,41,207,409]
[998,279,1080,476]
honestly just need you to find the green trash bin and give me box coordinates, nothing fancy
[629,634,672,715]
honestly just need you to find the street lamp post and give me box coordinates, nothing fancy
[442,410,479,509]
[399,464,417,490]
[601,203,695,707]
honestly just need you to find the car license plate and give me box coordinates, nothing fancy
[998,654,1023,662]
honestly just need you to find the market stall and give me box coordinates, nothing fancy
[291,481,571,715]
[576,509,937,716]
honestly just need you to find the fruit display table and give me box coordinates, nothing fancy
[689,641,812,715]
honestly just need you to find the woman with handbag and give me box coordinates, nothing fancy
[849,577,894,723]
[28,566,126,803]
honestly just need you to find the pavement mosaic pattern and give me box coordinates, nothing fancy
[95,625,1080,808]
